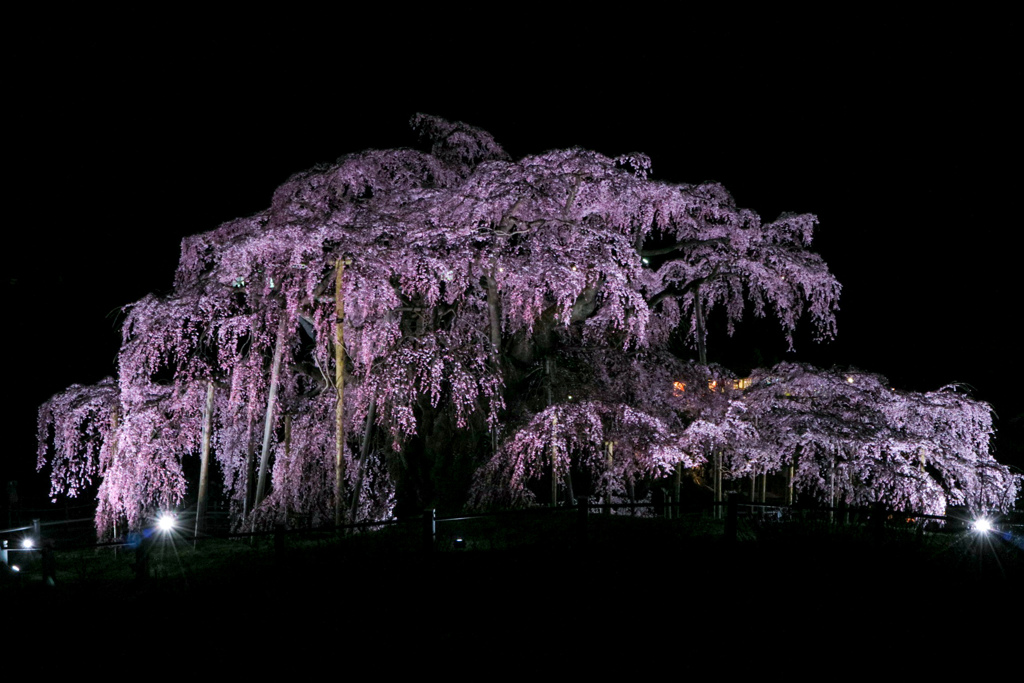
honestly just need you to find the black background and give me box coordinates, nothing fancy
[5,15,1020,509]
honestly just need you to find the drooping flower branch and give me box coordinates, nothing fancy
[39,115,1012,532]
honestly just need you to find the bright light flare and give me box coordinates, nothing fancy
[21,538,34,549]
[157,513,176,532]
[972,518,993,533]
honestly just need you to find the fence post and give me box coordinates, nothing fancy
[725,497,738,543]
[422,509,435,553]
[577,496,589,547]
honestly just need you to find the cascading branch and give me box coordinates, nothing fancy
[701,364,1020,515]
[41,113,1014,535]
[37,377,202,534]
[37,378,119,501]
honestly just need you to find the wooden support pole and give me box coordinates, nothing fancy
[786,464,794,506]
[256,314,289,508]
[195,381,215,537]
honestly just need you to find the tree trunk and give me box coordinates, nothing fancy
[486,265,502,354]
[195,381,215,537]
[605,440,614,512]
[694,285,707,365]
[550,414,558,507]
[283,413,291,513]
[244,422,256,517]
[335,259,348,527]
[348,397,377,526]
[829,464,835,523]
[628,477,636,517]
[787,446,799,506]
[255,313,290,509]
[714,450,722,519]
[486,266,501,456]
[110,407,119,543]
[547,358,557,507]
[673,462,682,520]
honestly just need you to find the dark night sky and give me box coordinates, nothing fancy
[4,18,1020,504]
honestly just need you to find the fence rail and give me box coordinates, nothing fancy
[3,497,1020,588]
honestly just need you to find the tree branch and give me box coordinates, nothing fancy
[639,237,729,258]
[646,265,724,308]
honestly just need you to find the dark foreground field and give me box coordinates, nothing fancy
[4,512,1021,662]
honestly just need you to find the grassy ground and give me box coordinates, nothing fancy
[4,511,1020,657]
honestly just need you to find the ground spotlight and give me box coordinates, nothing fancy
[157,513,177,533]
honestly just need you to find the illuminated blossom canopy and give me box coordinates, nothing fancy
[715,364,1020,515]
[469,348,746,510]
[38,114,1013,534]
